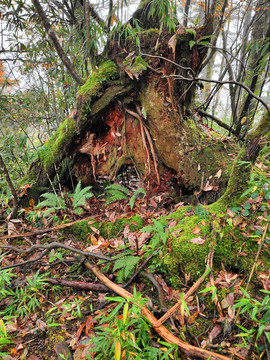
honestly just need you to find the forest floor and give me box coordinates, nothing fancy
[1,152,270,360]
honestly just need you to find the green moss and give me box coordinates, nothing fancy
[163,198,270,280]
[65,214,145,241]
[91,85,133,116]
[45,331,66,359]
[248,111,270,139]
[215,146,251,206]
[123,56,148,78]
[77,61,119,97]
[39,116,76,171]
[101,214,145,238]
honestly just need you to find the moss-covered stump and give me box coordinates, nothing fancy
[20,11,240,207]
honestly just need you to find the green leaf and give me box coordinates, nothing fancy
[130,188,146,210]
[186,29,196,37]
[189,40,196,49]
[242,209,249,216]
[199,286,216,294]
[197,41,210,46]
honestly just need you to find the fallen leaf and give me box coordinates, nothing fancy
[232,216,242,227]
[191,225,201,234]
[208,324,222,342]
[202,181,214,191]
[36,319,47,330]
[90,226,100,234]
[190,237,205,244]
[171,228,183,237]
[215,169,222,178]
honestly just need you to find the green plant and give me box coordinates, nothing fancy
[69,181,93,214]
[0,269,49,319]
[130,188,146,210]
[61,296,87,319]
[0,317,14,358]
[36,181,93,217]
[141,219,169,250]
[113,254,141,283]
[104,184,129,205]
[233,287,270,352]
[104,184,146,209]
[36,192,67,217]
[87,290,177,359]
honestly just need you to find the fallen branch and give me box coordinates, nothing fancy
[47,278,109,291]
[0,241,113,263]
[0,216,97,241]
[197,109,237,135]
[85,261,231,360]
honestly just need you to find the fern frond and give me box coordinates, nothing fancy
[130,187,146,210]
[105,184,129,195]
[72,182,93,211]
[74,181,82,197]
[106,193,127,205]
[113,255,140,283]
[38,193,66,209]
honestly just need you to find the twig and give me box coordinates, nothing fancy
[164,74,270,114]
[124,253,154,288]
[197,109,237,135]
[0,154,19,219]
[84,261,231,360]
[0,249,50,270]
[46,278,108,291]
[141,52,195,77]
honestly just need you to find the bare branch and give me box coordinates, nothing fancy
[164,74,270,114]
[0,242,114,262]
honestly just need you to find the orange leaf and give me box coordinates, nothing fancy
[191,225,201,234]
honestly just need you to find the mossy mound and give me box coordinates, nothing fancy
[162,202,269,280]
[65,214,145,241]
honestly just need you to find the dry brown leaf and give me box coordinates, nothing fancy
[208,324,222,342]
[202,181,214,191]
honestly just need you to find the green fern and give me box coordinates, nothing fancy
[37,192,66,217]
[113,255,140,283]
[71,181,93,214]
[130,188,146,210]
[105,184,129,205]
